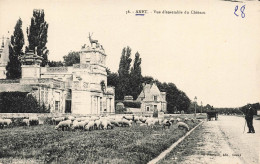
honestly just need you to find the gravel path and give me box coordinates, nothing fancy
[160,115,259,164]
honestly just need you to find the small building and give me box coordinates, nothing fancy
[136,83,167,114]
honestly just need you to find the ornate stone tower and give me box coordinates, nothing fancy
[20,50,43,83]
[71,34,114,115]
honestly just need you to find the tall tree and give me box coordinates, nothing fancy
[27,9,49,66]
[130,52,142,99]
[63,51,80,66]
[6,18,24,79]
[117,46,132,100]
[106,68,119,99]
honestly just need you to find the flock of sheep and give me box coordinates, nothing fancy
[52,115,193,131]
[0,115,195,132]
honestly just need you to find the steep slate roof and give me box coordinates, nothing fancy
[137,83,166,102]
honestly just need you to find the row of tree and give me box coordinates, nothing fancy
[6,9,48,79]
[107,46,191,114]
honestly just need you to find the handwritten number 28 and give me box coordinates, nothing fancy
[234,5,245,18]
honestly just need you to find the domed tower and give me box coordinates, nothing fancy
[20,49,43,82]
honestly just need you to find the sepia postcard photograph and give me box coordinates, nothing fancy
[0,0,259,163]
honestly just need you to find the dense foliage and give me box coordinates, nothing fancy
[47,60,64,67]
[26,9,49,66]
[117,47,132,100]
[6,18,24,79]
[107,46,191,114]
[63,51,80,66]
[129,52,142,100]
[0,92,49,113]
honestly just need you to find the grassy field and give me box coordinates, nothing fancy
[0,115,204,164]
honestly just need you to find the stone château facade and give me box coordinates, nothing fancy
[0,37,115,115]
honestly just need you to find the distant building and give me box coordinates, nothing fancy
[0,37,115,115]
[0,37,10,79]
[136,83,167,113]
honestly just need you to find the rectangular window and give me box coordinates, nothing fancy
[154,105,157,110]
[154,96,158,101]
[41,90,44,104]
[45,90,48,104]
[55,101,60,111]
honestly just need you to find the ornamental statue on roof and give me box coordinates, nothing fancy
[87,33,104,50]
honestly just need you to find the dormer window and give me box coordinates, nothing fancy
[154,96,158,101]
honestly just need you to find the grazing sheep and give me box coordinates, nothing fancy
[0,119,13,128]
[84,120,95,131]
[177,122,189,131]
[67,116,75,121]
[162,119,172,129]
[52,117,65,125]
[94,119,102,130]
[184,117,189,122]
[100,119,113,130]
[55,120,72,131]
[22,119,30,126]
[146,120,156,128]
[139,117,147,123]
[0,118,6,128]
[176,118,181,122]
[123,115,134,121]
[29,116,39,126]
[169,118,175,124]
[71,120,89,130]
[110,119,120,127]
[118,119,132,127]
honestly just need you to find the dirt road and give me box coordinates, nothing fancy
[160,115,260,164]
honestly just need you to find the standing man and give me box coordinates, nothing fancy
[245,105,255,133]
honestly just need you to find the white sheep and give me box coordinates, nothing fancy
[71,120,88,130]
[177,122,189,131]
[162,119,172,129]
[184,117,189,122]
[169,118,175,124]
[55,120,72,131]
[0,119,13,128]
[67,116,75,121]
[123,115,134,121]
[100,119,113,130]
[22,119,30,126]
[29,116,39,126]
[146,119,156,128]
[176,118,181,122]
[118,119,132,127]
[52,117,65,125]
[84,120,95,131]
[139,116,147,123]
[109,119,120,127]
[0,118,4,128]
[94,119,102,130]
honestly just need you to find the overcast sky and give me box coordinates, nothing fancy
[0,0,259,108]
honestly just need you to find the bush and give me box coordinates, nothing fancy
[123,101,141,108]
[0,92,49,113]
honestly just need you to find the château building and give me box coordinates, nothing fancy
[0,37,115,115]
